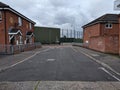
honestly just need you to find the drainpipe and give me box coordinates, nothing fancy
[4,10,7,53]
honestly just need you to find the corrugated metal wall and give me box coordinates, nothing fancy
[34,27,60,44]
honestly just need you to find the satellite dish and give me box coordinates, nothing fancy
[114,0,120,10]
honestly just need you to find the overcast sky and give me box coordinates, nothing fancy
[0,0,119,31]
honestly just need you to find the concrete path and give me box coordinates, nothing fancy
[0,81,120,90]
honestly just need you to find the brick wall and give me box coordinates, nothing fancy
[105,35,119,54]
[89,35,119,54]
[83,22,119,54]
[101,23,119,36]
[0,10,34,45]
[6,11,18,44]
[0,11,5,44]
[83,24,101,44]
[89,36,105,52]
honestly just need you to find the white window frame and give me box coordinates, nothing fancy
[19,36,23,44]
[29,23,32,30]
[105,23,112,29]
[0,11,2,21]
[18,17,22,26]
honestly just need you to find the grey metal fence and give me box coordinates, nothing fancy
[0,43,42,55]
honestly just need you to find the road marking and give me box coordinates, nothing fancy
[47,59,55,62]
[73,47,120,81]
[71,47,78,52]
[99,67,120,81]
[72,47,120,77]
[91,54,99,57]
[0,48,52,72]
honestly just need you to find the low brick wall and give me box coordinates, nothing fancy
[89,35,119,54]
[89,36,105,52]
[105,35,119,54]
[0,43,42,54]
[23,44,36,52]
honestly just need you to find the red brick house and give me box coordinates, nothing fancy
[82,14,119,54]
[0,2,37,54]
[0,2,35,46]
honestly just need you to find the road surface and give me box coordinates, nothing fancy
[0,45,118,82]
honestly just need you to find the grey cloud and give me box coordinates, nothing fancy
[0,0,117,30]
[50,0,74,8]
[54,13,75,25]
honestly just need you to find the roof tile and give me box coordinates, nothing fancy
[82,14,119,28]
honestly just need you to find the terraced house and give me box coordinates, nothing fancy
[0,2,36,53]
[83,14,120,54]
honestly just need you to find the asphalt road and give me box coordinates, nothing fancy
[0,46,118,81]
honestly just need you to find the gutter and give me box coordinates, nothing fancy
[0,7,36,24]
[82,21,118,29]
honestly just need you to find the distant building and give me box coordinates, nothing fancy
[82,14,119,54]
[0,2,35,45]
[34,26,60,44]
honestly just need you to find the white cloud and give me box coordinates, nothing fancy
[0,0,118,31]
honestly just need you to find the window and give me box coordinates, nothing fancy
[18,17,22,26]
[105,23,112,29]
[0,11,2,20]
[29,23,32,30]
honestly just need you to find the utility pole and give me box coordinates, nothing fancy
[79,31,80,38]
[71,29,72,38]
[62,29,64,37]
[74,28,75,39]
[67,29,68,38]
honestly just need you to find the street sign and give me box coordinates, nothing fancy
[114,0,120,10]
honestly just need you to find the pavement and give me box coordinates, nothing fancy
[73,45,120,76]
[0,81,120,90]
[0,46,49,72]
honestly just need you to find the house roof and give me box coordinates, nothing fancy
[35,26,60,30]
[10,29,19,33]
[82,14,119,28]
[26,31,34,38]
[8,29,22,35]
[0,2,35,24]
[26,31,33,35]
[0,2,10,8]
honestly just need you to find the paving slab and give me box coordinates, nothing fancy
[0,81,120,90]
[0,81,36,90]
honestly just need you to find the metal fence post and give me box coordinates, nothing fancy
[10,45,14,54]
